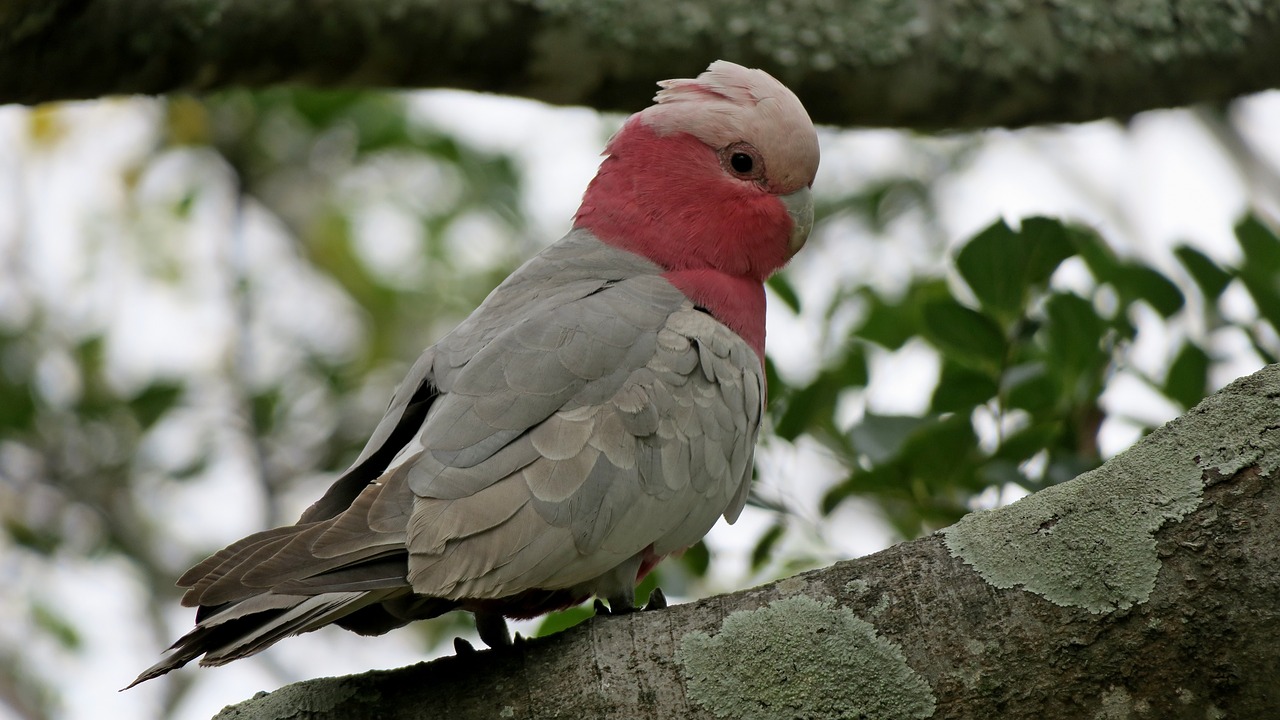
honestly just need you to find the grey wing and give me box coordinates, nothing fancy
[402,287,765,601]
[298,229,661,525]
[298,348,439,524]
[176,232,666,606]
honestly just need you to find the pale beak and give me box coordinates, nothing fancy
[780,186,813,257]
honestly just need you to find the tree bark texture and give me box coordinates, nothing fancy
[5,0,1280,129]
[211,365,1280,719]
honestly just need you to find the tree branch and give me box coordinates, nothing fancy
[213,364,1280,719]
[5,1,1280,128]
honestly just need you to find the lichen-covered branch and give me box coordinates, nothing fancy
[4,1,1280,128]
[214,364,1280,720]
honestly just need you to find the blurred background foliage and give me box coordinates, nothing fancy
[0,88,1277,720]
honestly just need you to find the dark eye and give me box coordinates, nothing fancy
[722,143,764,181]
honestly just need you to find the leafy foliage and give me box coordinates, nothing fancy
[771,215,1278,537]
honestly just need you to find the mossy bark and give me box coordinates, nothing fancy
[213,364,1280,719]
[4,0,1280,128]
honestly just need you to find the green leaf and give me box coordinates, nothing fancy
[900,413,979,487]
[820,476,856,514]
[920,300,1006,372]
[1042,292,1105,380]
[1236,215,1280,273]
[1114,265,1184,318]
[977,459,1027,490]
[1069,226,1123,284]
[0,360,36,432]
[853,279,949,350]
[1235,216,1280,329]
[129,382,182,429]
[1018,218,1078,284]
[849,413,932,465]
[767,273,801,314]
[1003,362,1059,414]
[33,603,81,650]
[680,540,710,577]
[954,217,1073,322]
[1045,451,1099,486]
[774,346,867,441]
[774,380,837,441]
[73,336,112,417]
[821,464,899,513]
[5,520,60,554]
[763,357,783,407]
[1243,324,1280,365]
[751,523,786,571]
[534,605,594,637]
[251,389,282,433]
[1164,341,1210,410]
[931,360,998,413]
[1173,245,1232,302]
[993,422,1059,464]
[854,292,917,350]
[955,219,1021,317]
[1070,225,1183,317]
[836,343,871,388]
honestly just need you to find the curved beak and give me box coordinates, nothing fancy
[780,186,813,258]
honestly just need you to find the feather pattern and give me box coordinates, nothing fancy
[403,236,763,598]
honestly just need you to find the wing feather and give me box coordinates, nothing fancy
[405,296,763,601]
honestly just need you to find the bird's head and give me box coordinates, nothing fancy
[575,60,819,282]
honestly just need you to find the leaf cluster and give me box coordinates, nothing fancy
[767,215,1279,537]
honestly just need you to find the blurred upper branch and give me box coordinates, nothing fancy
[4,0,1280,128]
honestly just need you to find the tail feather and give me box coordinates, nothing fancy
[177,525,304,590]
[201,590,393,666]
[123,589,400,689]
[180,480,409,608]
[273,554,408,594]
[131,455,423,689]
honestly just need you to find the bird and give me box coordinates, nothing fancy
[128,59,819,688]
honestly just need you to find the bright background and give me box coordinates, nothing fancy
[1,84,1278,720]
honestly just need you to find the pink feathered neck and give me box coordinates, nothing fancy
[573,120,794,361]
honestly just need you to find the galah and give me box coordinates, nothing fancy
[129,59,819,687]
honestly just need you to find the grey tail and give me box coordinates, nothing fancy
[123,590,393,690]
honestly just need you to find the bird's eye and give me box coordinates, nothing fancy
[722,143,764,181]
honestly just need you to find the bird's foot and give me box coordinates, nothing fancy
[453,637,476,655]
[645,587,668,611]
[595,593,649,616]
[474,611,512,648]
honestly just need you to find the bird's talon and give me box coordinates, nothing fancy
[454,637,476,655]
[645,587,668,611]
[593,599,611,616]
[474,611,512,648]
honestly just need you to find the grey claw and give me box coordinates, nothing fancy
[454,637,476,655]
[593,599,611,616]
[645,587,668,611]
